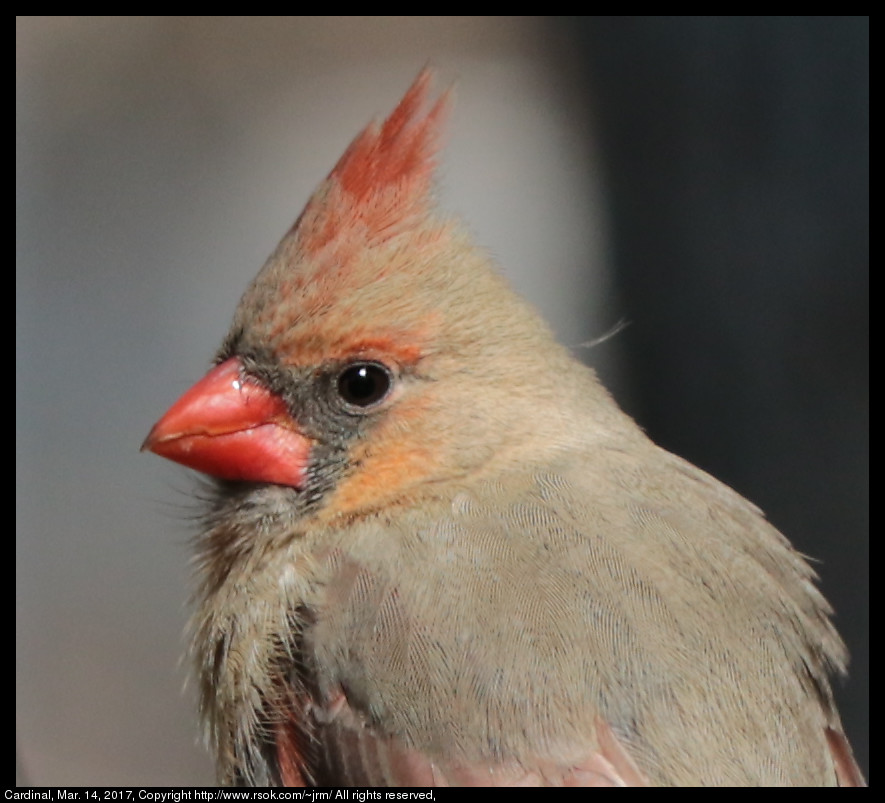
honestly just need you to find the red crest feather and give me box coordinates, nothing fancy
[295,69,451,257]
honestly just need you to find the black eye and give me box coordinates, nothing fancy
[336,362,393,408]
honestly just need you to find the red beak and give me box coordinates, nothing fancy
[142,357,311,488]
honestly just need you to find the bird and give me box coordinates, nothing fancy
[143,70,864,787]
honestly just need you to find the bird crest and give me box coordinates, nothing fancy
[229,70,457,368]
[294,69,451,259]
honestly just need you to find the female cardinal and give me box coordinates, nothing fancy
[143,71,864,787]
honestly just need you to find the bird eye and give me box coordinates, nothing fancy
[336,362,393,409]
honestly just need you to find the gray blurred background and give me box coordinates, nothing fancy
[17,16,867,785]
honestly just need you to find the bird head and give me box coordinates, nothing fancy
[143,70,617,526]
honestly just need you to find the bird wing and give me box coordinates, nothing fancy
[258,454,855,786]
[275,688,649,786]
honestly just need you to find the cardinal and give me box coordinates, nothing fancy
[143,70,864,786]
